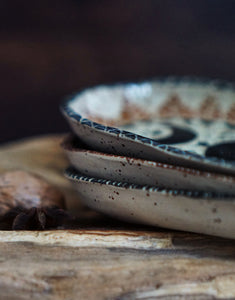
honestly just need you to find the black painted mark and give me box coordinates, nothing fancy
[226,122,235,129]
[184,119,192,124]
[153,130,162,135]
[197,141,209,146]
[205,142,235,161]
[201,120,214,126]
[153,125,197,145]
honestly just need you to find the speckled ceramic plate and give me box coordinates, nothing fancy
[62,135,235,194]
[61,77,235,175]
[65,167,235,239]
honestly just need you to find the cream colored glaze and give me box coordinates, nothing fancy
[63,136,235,194]
[67,174,235,239]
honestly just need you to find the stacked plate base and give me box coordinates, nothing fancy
[61,77,235,239]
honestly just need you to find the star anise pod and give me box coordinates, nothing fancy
[0,206,71,230]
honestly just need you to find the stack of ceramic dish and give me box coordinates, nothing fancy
[61,77,235,239]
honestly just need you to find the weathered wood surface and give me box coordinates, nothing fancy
[0,135,235,300]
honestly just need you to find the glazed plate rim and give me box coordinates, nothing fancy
[62,135,235,181]
[65,167,235,200]
[61,76,235,169]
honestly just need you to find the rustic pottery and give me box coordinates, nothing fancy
[62,135,235,194]
[65,167,235,239]
[61,77,235,175]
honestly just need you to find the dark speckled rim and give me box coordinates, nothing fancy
[61,77,235,170]
[65,167,235,200]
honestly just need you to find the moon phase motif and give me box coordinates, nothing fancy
[153,124,197,145]
[205,142,235,161]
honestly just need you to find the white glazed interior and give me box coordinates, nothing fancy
[64,78,235,174]
[69,81,235,124]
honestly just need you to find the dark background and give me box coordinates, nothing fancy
[1,0,235,143]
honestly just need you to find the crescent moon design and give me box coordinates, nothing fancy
[153,124,197,145]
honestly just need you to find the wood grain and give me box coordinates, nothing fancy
[0,135,235,300]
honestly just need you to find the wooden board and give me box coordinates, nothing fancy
[0,135,235,300]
